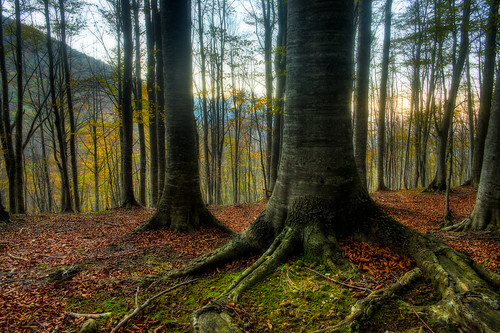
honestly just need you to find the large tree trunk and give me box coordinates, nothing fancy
[353,0,372,189]
[470,0,499,187]
[59,0,80,212]
[375,0,392,192]
[144,1,500,331]
[136,0,230,233]
[427,0,470,191]
[120,0,139,208]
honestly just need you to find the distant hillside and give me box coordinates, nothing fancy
[1,14,113,82]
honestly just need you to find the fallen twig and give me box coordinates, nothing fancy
[410,306,435,333]
[68,312,112,319]
[7,252,29,261]
[110,279,197,333]
[304,267,373,292]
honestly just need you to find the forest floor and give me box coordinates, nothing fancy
[0,186,498,332]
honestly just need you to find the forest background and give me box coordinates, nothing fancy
[0,0,496,217]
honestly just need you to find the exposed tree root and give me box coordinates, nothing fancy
[225,227,299,301]
[314,268,423,333]
[443,218,472,232]
[368,211,500,332]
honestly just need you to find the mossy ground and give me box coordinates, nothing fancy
[64,256,456,332]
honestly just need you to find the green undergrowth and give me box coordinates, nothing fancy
[66,256,456,332]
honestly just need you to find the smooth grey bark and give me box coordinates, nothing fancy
[153,0,166,202]
[0,4,16,213]
[262,0,274,195]
[375,0,392,192]
[120,0,139,207]
[470,0,499,187]
[59,0,80,212]
[468,61,500,230]
[196,0,212,204]
[132,0,147,206]
[144,0,158,207]
[353,0,372,189]
[137,0,229,233]
[44,0,73,213]
[427,0,470,191]
[14,0,24,213]
[269,0,287,193]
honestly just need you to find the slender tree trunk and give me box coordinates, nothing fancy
[197,0,212,204]
[376,0,392,191]
[59,0,80,212]
[144,0,158,207]
[353,0,372,189]
[132,0,147,206]
[120,0,139,207]
[14,0,25,213]
[92,121,99,211]
[470,0,498,187]
[270,0,287,193]
[153,0,166,201]
[44,0,72,212]
[427,0,470,191]
[0,3,16,213]
[262,0,274,194]
[40,128,53,212]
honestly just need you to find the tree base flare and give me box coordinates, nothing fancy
[135,205,234,235]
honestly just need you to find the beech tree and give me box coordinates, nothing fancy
[14,0,25,213]
[427,0,470,191]
[144,0,158,206]
[132,0,147,206]
[470,0,499,187]
[120,0,139,207]
[136,0,229,233]
[353,0,372,189]
[141,1,500,331]
[375,0,392,191]
[43,0,73,212]
[59,0,80,212]
[0,3,16,214]
[447,59,500,231]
